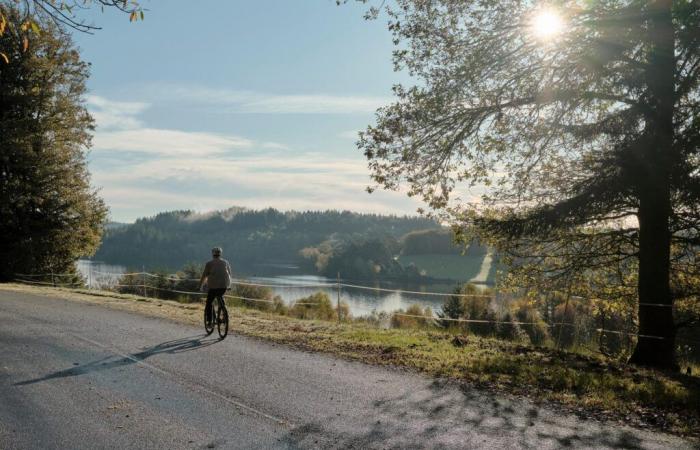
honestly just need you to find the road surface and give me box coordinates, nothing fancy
[0,289,693,449]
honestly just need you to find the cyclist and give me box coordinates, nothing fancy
[199,247,232,324]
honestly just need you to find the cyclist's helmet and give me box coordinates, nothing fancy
[212,247,222,257]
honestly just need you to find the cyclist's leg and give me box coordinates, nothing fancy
[205,289,216,322]
[214,288,226,309]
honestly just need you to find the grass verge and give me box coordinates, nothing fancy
[3,282,699,438]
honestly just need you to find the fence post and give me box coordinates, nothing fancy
[142,265,147,298]
[337,272,341,324]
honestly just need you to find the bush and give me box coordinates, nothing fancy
[461,293,496,336]
[438,290,466,329]
[513,299,550,345]
[496,311,527,342]
[354,310,391,328]
[337,301,351,321]
[173,262,202,294]
[552,298,593,349]
[115,273,144,296]
[391,304,433,328]
[288,292,337,321]
[272,296,288,315]
[230,283,276,311]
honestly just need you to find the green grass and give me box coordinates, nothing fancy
[244,321,700,436]
[398,253,490,282]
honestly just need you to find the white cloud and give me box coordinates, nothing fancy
[338,130,361,140]
[85,95,423,222]
[143,85,392,114]
[239,94,388,114]
[261,141,290,150]
[101,185,422,222]
[93,128,253,156]
[87,95,149,130]
[88,95,260,156]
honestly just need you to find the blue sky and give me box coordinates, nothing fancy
[70,0,428,223]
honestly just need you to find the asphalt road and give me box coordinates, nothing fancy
[0,290,694,449]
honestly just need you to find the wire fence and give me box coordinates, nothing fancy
[11,269,693,346]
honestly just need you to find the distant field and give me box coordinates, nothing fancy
[398,253,494,283]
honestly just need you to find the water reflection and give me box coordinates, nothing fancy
[248,275,470,315]
[77,260,126,289]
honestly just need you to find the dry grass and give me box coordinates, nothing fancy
[3,282,700,438]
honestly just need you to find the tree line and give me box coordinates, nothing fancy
[94,208,442,275]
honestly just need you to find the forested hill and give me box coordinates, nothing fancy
[94,208,440,274]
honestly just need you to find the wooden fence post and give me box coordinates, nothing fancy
[337,272,341,323]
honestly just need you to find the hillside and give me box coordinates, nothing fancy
[94,208,498,283]
[95,208,440,274]
[397,229,498,284]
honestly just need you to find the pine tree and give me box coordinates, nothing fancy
[0,9,107,280]
[438,288,466,328]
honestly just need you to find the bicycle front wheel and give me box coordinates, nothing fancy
[217,299,229,339]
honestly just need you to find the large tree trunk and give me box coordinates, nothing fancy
[630,193,676,368]
[629,0,677,369]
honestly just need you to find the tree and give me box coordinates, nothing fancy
[0,8,107,280]
[0,1,143,63]
[437,287,466,328]
[358,1,699,369]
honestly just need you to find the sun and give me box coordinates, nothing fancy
[532,10,565,39]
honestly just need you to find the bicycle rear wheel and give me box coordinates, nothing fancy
[216,297,229,339]
[204,302,214,335]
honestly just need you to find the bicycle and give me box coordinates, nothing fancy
[204,291,229,339]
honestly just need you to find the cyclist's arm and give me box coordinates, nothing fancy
[199,262,210,288]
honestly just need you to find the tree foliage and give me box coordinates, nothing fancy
[97,208,439,274]
[359,0,700,369]
[0,9,107,280]
[0,1,143,63]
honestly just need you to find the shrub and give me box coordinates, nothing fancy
[438,290,466,329]
[337,301,351,321]
[391,304,433,328]
[230,283,275,311]
[288,292,337,320]
[513,299,550,346]
[272,296,288,315]
[173,262,201,294]
[353,310,390,328]
[115,273,144,296]
[496,311,527,342]
[552,298,593,349]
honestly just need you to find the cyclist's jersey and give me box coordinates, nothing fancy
[202,258,232,289]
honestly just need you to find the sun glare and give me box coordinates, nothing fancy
[532,10,564,39]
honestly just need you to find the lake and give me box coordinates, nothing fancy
[77,260,485,316]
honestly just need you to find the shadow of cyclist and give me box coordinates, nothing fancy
[14,334,219,386]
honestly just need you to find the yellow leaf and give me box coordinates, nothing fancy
[23,37,28,52]
[129,11,136,22]
[0,52,8,64]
